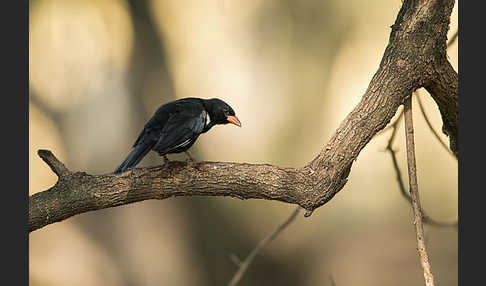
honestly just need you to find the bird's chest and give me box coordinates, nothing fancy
[201,110,213,133]
[204,110,211,127]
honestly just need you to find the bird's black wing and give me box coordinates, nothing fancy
[114,123,162,173]
[153,109,207,155]
[114,98,205,173]
[114,105,175,174]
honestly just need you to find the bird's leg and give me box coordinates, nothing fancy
[184,151,195,162]
[163,155,170,164]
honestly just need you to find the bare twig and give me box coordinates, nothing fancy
[447,30,458,47]
[385,112,409,197]
[403,97,435,286]
[227,206,301,286]
[229,253,242,267]
[383,28,458,228]
[416,91,456,158]
[385,109,457,228]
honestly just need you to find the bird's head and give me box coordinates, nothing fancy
[204,98,241,127]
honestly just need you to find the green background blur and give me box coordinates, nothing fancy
[29,0,458,285]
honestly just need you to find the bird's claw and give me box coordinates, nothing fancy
[184,151,196,163]
[186,158,195,163]
[163,155,170,164]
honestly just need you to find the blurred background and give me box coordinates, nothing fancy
[29,0,458,285]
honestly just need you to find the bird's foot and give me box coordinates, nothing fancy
[184,151,196,163]
[126,167,136,177]
[163,155,171,165]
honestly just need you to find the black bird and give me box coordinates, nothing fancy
[114,97,241,174]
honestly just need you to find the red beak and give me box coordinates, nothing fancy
[226,115,241,127]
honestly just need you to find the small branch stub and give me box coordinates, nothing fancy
[37,149,70,178]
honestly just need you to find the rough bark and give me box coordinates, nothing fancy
[29,0,457,233]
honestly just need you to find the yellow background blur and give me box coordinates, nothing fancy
[29,0,458,285]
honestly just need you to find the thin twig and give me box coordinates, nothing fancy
[416,91,456,158]
[386,112,408,196]
[403,97,435,286]
[383,29,458,227]
[229,253,242,267]
[447,30,458,47]
[385,113,457,228]
[227,206,301,286]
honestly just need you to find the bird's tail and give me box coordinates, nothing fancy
[114,142,153,174]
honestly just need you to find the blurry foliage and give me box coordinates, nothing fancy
[29,0,458,285]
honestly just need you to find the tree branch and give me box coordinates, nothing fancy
[29,0,457,233]
[385,111,457,228]
[404,98,435,286]
[29,154,312,232]
[447,30,458,47]
[424,61,458,157]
